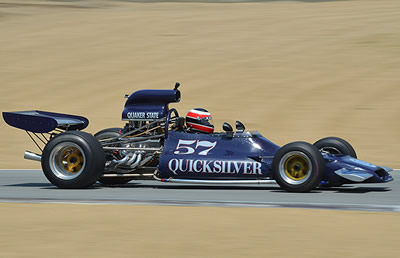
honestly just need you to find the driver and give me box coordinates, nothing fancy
[185,108,214,133]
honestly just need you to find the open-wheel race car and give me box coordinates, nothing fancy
[3,83,393,192]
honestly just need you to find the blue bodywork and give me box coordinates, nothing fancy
[159,130,280,179]
[2,111,88,133]
[321,154,393,185]
[122,89,180,121]
[158,129,393,185]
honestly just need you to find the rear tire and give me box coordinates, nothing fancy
[99,177,132,185]
[94,128,131,185]
[94,127,122,140]
[41,131,105,189]
[272,142,325,192]
[314,137,357,158]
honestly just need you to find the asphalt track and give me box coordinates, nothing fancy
[0,169,399,212]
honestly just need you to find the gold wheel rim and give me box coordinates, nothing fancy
[49,142,86,180]
[284,155,310,181]
[61,147,84,173]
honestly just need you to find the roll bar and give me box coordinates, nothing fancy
[164,108,179,139]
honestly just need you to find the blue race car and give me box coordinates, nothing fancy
[3,83,393,192]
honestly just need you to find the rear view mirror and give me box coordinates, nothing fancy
[223,122,233,137]
[236,120,245,133]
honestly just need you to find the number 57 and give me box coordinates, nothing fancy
[173,139,217,156]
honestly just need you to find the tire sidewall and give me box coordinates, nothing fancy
[272,141,325,192]
[98,177,132,185]
[314,137,357,158]
[42,131,105,188]
[94,128,122,139]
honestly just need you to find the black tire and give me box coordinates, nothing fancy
[94,127,122,139]
[272,141,325,192]
[314,137,357,158]
[99,177,132,185]
[41,131,106,189]
[94,128,131,185]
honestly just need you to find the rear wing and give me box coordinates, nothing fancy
[3,110,89,133]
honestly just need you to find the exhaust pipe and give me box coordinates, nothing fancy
[126,153,138,166]
[24,151,42,162]
[129,153,142,169]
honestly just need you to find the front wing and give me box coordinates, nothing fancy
[322,154,393,186]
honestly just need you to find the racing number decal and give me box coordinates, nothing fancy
[173,140,196,155]
[174,139,217,156]
[196,141,217,156]
[169,139,262,175]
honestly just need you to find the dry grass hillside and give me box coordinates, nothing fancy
[1,203,400,258]
[1,0,399,168]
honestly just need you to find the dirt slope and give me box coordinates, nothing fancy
[1,203,400,258]
[1,0,399,168]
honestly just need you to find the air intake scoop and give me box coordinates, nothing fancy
[122,89,181,121]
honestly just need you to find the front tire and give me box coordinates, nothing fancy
[41,131,105,189]
[272,142,325,192]
[314,137,357,158]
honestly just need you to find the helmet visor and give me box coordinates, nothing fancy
[200,116,213,127]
